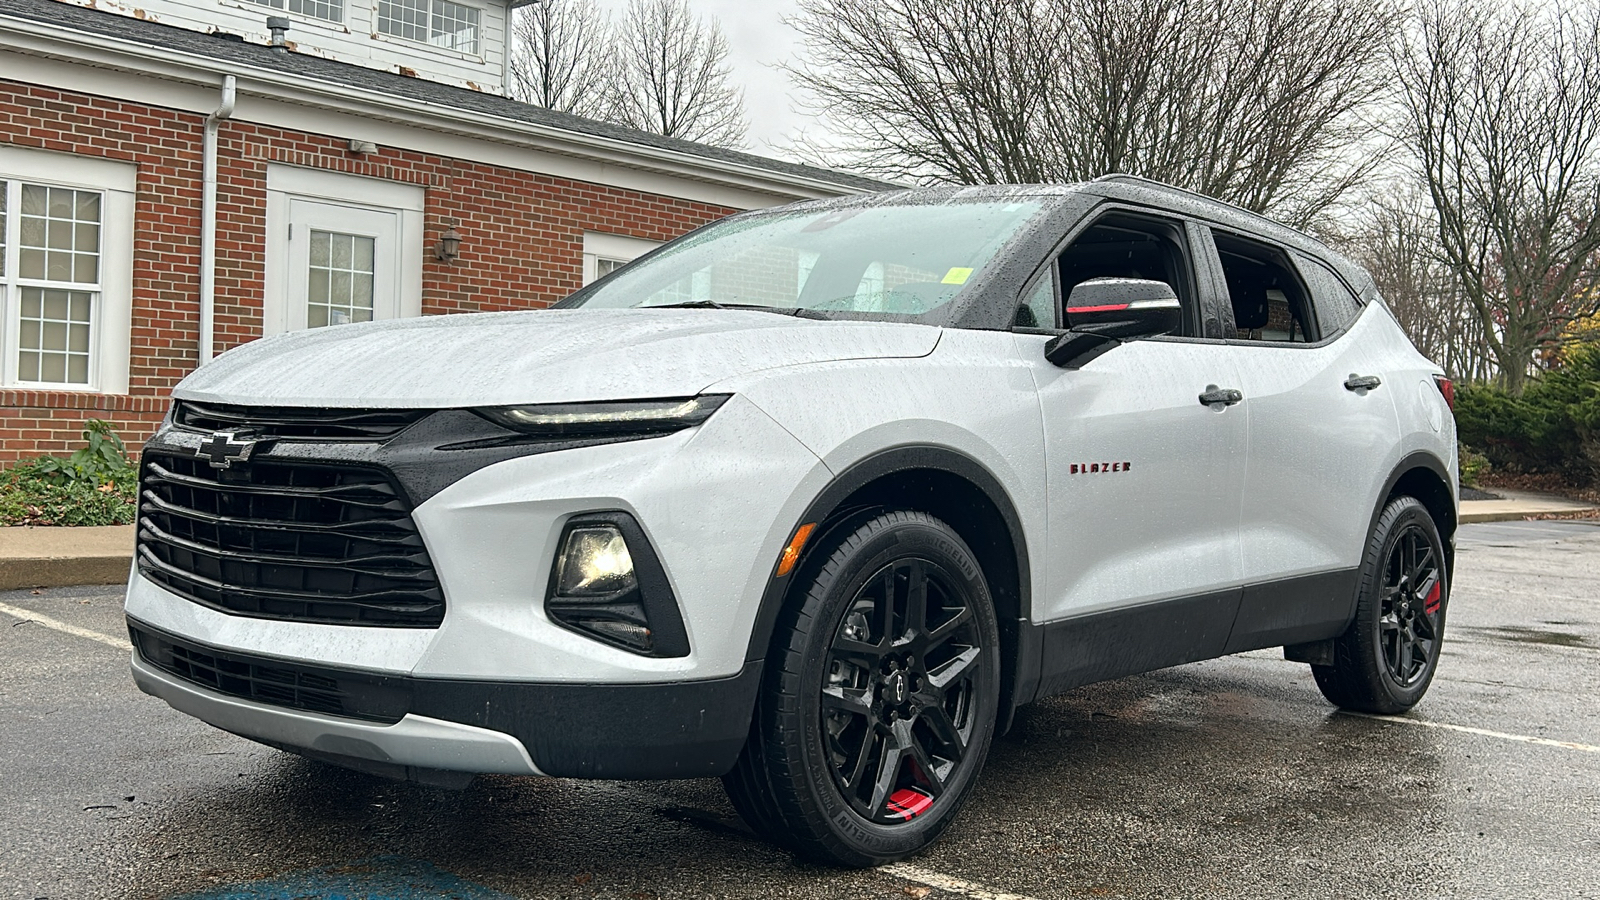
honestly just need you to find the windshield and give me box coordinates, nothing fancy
[560,200,1044,319]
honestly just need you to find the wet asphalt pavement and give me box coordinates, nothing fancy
[2,520,1597,900]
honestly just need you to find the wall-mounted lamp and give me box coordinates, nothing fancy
[435,222,463,263]
[348,139,378,155]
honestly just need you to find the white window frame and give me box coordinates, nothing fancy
[0,146,134,394]
[263,166,424,337]
[583,232,660,286]
[374,0,487,58]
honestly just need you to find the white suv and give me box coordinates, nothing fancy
[126,175,1457,866]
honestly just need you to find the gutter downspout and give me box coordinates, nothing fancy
[199,74,236,365]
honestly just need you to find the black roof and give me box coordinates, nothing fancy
[0,0,889,193]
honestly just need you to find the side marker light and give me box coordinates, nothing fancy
[777,523,817,578]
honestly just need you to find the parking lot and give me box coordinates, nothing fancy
[2,519,1597,900]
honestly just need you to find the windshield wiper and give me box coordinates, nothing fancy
[649,301,831,320]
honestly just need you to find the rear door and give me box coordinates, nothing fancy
[1205,232,1400,652]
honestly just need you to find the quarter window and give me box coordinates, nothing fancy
[1295,254,1364,337]
[1,180,102,386]
[242,0,345,24]
[378,0,481,54]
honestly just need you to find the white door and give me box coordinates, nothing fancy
[286,199,399,331]
[1032,337,1248,619]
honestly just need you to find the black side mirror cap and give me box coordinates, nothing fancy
[1044,331,1120,369]
[1064,277,1182,339]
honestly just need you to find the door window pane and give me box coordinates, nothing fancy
[307,230,376,328]
[18,287,92,384]
[18,184,100,284]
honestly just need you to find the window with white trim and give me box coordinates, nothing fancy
[583,232,661,286]
[2,182,101,386]
[0,148,135,393]
[377,0,482,54]
[242,0,345,24]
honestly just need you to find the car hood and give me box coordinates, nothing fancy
[174,309,942,408]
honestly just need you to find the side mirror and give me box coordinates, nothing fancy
[1045,278,1183,368]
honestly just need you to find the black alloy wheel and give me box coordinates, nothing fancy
[822,558,984,824]
[1377,524,1444,686]
[1312,495,1449,714]
[723,511,1000,866]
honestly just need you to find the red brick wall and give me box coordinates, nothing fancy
[0,77,737,466]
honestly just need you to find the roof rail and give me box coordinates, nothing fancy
[1089,173,1319,242]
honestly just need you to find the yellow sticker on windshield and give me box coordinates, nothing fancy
[942,267,974,285]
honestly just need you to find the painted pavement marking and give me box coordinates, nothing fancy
[880,862,1046,900]
[0,600,129,649]
[1343,711,1600,754]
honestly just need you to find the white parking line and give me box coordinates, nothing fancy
[0,601,130,650]
[1343,711,1600,754]
[880,862,1044,900]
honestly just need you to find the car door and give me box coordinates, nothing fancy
[1204,232,1401,652]
[1018,211,1248,693]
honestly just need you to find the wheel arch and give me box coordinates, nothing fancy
[1376,451,1458,573]
[745,445,1033,729]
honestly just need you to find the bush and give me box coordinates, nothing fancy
[1459,443,1491,488]
[1455,344,1600,486]
[0,420,138,527]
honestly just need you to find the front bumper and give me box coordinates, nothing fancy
[130,619,762,779]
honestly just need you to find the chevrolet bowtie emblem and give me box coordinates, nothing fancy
[197,431,258,470]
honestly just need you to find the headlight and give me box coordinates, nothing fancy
[476,395,729,437]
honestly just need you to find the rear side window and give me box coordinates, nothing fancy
[1212,231,1316,343]
[1295,254,1364,337]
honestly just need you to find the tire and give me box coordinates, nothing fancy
[722,511,1001,867]
[1312,495,1449,714]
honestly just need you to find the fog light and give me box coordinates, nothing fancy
[544,513,690,658]
[556,526,637,597]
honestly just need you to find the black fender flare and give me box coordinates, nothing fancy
[742,445,1035,719]
[1370,449,1457,571]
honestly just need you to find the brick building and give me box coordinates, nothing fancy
[0,0,880,464]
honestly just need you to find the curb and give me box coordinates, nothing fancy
[0,556,131,591]
[1459,508,1600,525]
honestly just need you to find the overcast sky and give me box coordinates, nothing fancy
[586,0,819,157]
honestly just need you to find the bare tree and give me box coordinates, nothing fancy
[1337,183,1494,381]
[509,0,616,118]
[788,0,1397,226]
[606,0,748,147]
[1396,0,1600,393]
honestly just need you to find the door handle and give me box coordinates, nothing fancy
[1198,385,1244,407]
[1344,373,1382,392]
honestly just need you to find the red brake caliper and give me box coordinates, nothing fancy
[886,788,934,821]
[1424,580,1442,615]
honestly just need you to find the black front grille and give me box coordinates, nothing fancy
[131,624,409,723]
[137,451,445,628]
[174,401,430,440]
